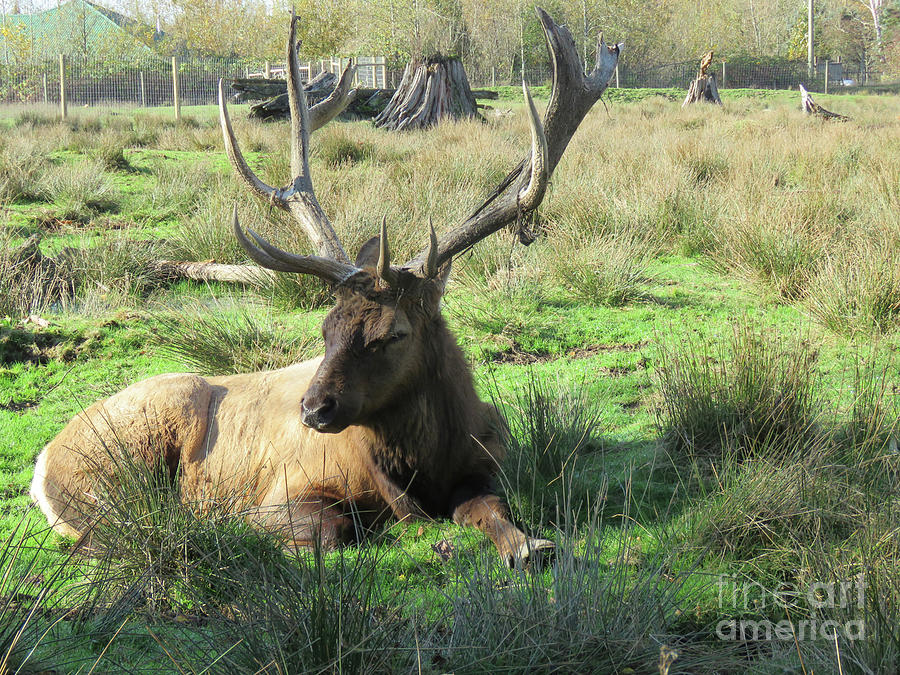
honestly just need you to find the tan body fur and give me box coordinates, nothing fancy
[30,304,535,563]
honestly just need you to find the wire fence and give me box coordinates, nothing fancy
[0,55,398,110]
[471,58,874,92]
[0,53,875,113]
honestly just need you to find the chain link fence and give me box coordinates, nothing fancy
[0,55,397,111]
[0,53,875,113]
[470,58,874,92]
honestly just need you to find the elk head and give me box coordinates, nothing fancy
[219,10,621,433]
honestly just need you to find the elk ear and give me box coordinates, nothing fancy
[355,236,380,268]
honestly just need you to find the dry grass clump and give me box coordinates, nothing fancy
[38,159,121,222]
[153,299,319,375]
[678,455,859,560]
[497,370,604,525]
[0,235,72,316]
[709,211,827,300]
[806,236,900,335]
[548,229,657,305]
[0,132,54,202]
[166,176,285,264]
[135,161,217,223]
[655,320,822,461]
[64,236,168,311]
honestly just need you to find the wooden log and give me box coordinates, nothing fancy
[799,84,849,121]
[150,261,275,285]
[683,50,723,107]
[683,74,722,106]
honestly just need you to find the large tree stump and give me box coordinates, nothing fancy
[374,56,481,131]
[682,51,722,107]
[799,84,849,121]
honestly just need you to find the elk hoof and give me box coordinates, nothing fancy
[507,537,555,569]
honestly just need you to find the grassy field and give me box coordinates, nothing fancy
[1,87,899,672]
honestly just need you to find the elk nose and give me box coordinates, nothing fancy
[302,395,338,430]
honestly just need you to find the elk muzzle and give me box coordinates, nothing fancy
[301,391,340,431]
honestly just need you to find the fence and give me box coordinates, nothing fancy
[469,58,872,92]
[0,53,874,115]
[0,54,397,113]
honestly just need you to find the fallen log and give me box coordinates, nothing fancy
[150,261,275,285]
[683,50,722,107]
[248,71,339,120]
[8,235,276,292]
[799,84,849,121]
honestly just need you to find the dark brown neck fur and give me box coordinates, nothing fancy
[363,313,483,514]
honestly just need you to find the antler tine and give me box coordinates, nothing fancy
[376,216,400,287]
[232,207,359,285]
[218,78,278,202]
[424,217,439,279]
[402,6,622,274]
[282,13,352,263]
[286,12,311,182]
[309,59,359,131]
[516,81,548,212]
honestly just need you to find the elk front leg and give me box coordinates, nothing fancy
[449,476,554,568]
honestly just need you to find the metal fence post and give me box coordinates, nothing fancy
[58,54,67,119]
[140,71,146,107]
[722,61,726,88]
[824,60,829,94]
[615,64,619,88]
[42,72,48,104]
[172,56,181,120]
[264,60,271,78]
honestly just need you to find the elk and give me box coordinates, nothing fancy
[31,10,621,567]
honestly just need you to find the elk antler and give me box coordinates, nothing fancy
[402,8,622,275]
[219,11,360,282]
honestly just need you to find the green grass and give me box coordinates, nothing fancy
[0,90,899,671]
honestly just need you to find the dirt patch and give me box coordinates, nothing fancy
[0,398,37,413]
[491,343,552,364]
[565,341,649,359]
[491,341,649,365]
[35,216,133,232]
[0,325,86,365]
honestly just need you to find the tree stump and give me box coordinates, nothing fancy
[682,51,722,107]
[799,84,849,121]
[374,56,481,131]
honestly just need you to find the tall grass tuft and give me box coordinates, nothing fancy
[678,454,858,560]
[710,217,824,300]
[82,441,288,615]
[806,238,900,335]
[81,438,414,672]
[548,230,656,305]
[0,234,72,316]
[655,321,822,461]
[437,516,742,673]
[66,236,166,310]
[39,159,121,222]
[196,543,413,673]
[0,517,110,672]
[497,370,604,525]
[0,135,50,202]
[153,300,319,375]
[315,125,379,168]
